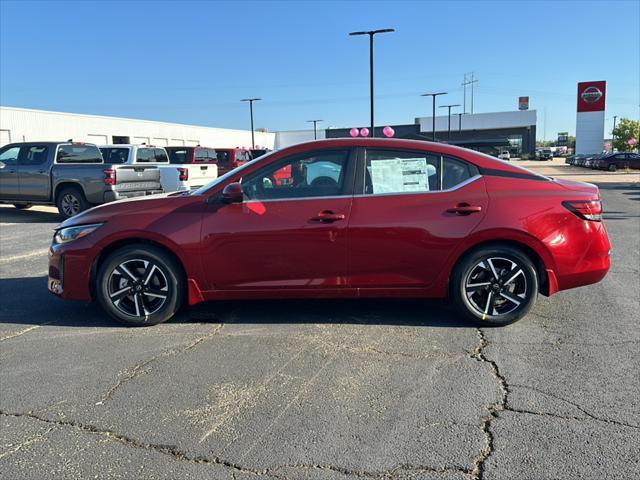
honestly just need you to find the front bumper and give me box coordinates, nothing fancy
[48,241,95,301]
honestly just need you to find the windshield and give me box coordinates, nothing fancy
[190,152,275,195]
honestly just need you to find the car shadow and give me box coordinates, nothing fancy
[0,207,62,224]
[0,276,474,329]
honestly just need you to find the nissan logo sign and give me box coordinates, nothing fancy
[581,86,603,103]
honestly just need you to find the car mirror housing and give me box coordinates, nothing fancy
[221,182,244,204]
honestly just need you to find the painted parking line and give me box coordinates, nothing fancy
[0,249,49,263]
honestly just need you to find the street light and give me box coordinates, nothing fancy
[307,119,323,140]
[349,28,395,137]
[612,115,618,151]
[439,104,461,141]
[421,92,447,141]
[240,98,261,148]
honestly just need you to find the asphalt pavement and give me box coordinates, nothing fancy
[0,182,638,480]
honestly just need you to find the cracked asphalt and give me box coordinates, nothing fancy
[0,182,638,480]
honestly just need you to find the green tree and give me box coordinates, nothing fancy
[612,118,640,152]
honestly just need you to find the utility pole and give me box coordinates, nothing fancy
[421,92,447,142]
[469,72,478,114]
[440,104,460,141]
[240,98,261,148]
[612,115,617,151]
[461,73,471,114]
[307,119,323,140]
[349,28,395,137]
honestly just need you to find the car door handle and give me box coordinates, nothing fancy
[446,203,482,215]
[309,210,346,223]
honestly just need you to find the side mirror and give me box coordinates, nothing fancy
[221,182,244,204]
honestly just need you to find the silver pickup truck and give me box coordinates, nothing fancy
[0,142,162,218]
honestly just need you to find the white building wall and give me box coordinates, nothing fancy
[416,110,537,133]
[274,129,326,149]
[0,106,276,149]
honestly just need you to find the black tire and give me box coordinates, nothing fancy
[56,186,88,218]
[96,245,184,326]
[450,245,538,326]
[13,203,32,210]
[608,164,617,172]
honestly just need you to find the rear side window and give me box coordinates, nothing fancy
[136,148,155,162]
[57,144,102,163]
[236,150,251,162]
[364,149,478,194]
[22,145,50,165]
[154,149,169,163]
[100,147,129,164]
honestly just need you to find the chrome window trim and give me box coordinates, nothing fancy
[241,175,482,204]
[353,174,482,198]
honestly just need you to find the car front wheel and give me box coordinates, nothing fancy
[96,245,183,326]
[450,245,538,326]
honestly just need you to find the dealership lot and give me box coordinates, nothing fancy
[1,177,639,479]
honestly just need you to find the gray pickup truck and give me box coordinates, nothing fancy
[0,141,163,218]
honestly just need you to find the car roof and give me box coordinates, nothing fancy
[99,144,167,149]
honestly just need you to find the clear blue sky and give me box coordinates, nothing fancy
[1,0,638,139]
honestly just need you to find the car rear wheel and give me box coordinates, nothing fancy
[56,187,88,218]
[450,245,538,326]
[13,203,32,210]
[96,245,183,326]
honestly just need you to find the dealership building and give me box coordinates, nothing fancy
[1,106,536,156]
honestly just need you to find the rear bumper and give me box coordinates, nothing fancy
[104,189,163,202]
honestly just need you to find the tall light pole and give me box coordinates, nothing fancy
[612,115,618,151]
[307,119,323,140]
[421,92,447,141]
[240,98,261,148]
[440,104,461,141]
[349,28,395,137]
[457,112,463,132]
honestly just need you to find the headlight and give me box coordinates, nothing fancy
[54,223,104,244]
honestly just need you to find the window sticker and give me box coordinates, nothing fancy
[369,157,433,194]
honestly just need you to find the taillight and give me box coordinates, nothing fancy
[563,200,603,222]
[178,167,189,181]
[104,169,116,185]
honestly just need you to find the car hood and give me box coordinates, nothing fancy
[57,192,188,229]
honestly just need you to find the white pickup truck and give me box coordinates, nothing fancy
[99,144,218,192]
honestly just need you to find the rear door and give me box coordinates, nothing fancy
[189,148,217,188]
[17,144,51,201]
[347,148,488,290]
[0,145,21,199]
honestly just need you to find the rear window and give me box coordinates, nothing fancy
[100,147,129,164]
[194,148,217,163]
[136,148,156,162]
[167,148,190,164]
[57,144,103,163]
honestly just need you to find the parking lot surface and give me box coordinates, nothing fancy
[1,182,638,479]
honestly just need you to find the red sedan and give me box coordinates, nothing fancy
[48,138,611,327]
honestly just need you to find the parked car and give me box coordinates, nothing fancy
[211,148,253,176]
[48,138,611,328]
[538,148,553,161]
[497,151,510,161]
[593,152,640,171]
[100,145,217,192]
[0,141,162,218]
[250,148,270,159]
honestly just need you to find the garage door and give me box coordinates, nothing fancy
[186,139,200,146]
[133,136,150,145]
[87,134,108,145]
[152,137,168,146]
[0,129,12,147]
[170,139,185,146]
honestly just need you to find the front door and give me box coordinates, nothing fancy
[200,149,355,293]
[17,144,51,201]
[0,145,21,199]
[347,148,489,289]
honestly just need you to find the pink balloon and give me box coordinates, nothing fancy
[628,138,637,145]
[360,128,370,137]
[349,128,359,137]
[383,126,395,138]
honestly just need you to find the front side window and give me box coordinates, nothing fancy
[364,149,478,195]
[242,149,350,201]
[57,144,102,163]
[0,146,21,166]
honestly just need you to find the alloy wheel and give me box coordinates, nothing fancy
[61,194,81,217]
[464,257,528,319]
[107,259,169,318]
